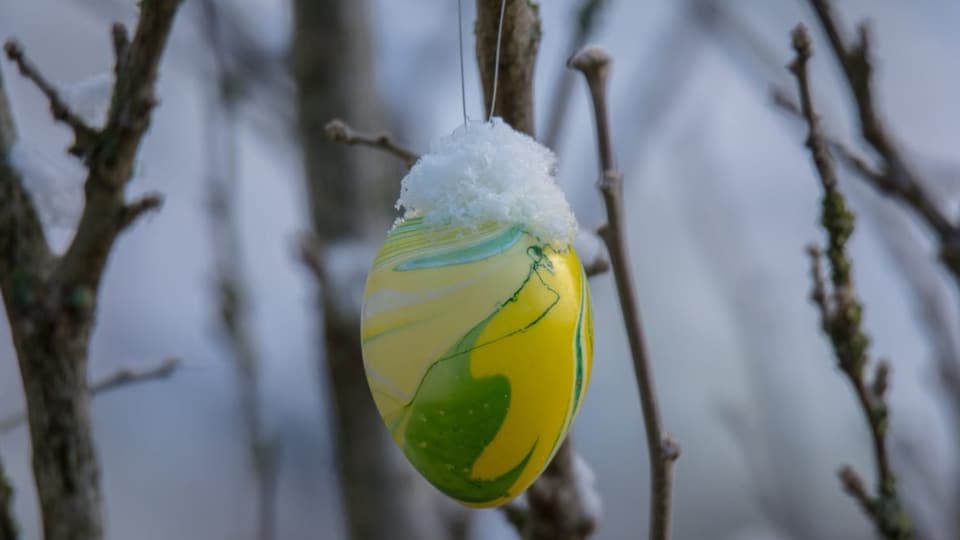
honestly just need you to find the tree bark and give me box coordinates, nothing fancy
[292,1,447,539]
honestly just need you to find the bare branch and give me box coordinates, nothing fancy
[772,86,953,254]
[0,357,181,434]
[570,45,680,540]
[3,40,99,157]
[58,0,183,289]
[110,23,130,70]
[87,356,180,394]
[789,24,914,540]
[119,193,164,230]
[805,0,960,279]
[476,0,541,134]
[324,118,418,168]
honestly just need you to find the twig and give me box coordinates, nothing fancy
[2,41,99,157]
[0,454,16,540]
[88,356,180,394]
[0,357,181,434]
[569,45,680,540]
[324,119,418,168]
[119,193,164,230]
[788,24,914,540]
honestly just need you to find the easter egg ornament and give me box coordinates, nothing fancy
[360,0,592,509]
[360,119,594,508]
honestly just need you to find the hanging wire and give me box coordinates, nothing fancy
[488,0,507,121]
[457,0,468,126]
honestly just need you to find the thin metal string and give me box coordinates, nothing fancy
[457,0,467,126]
[488,0,507,121]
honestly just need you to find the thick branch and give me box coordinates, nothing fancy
[0,3,183,540]
[324,119,418,168]
[789,25,913,540]
[570,45,679,540]
[475,0,541,133]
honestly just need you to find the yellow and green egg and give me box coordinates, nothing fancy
[361,217,593,507]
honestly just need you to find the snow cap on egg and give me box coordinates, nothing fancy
[396,118,578,248]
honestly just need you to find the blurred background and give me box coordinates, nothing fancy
[1,0,958,539]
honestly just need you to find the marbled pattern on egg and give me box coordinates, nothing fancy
[361,217,593,507]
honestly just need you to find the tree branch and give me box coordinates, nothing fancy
[805,0,960,280]
[789,24,914,540]
[119,193,164,230]
[87,356,180,394]
[58,0,182,290]
[324,118,418,168]
[570,45,680,540]
[772,87,954,255]
[0,357,181,434]
[2,41,98,157]
[0,3,183,539]
[476,0,541,134]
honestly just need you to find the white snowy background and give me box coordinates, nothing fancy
[1,1,958,539]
